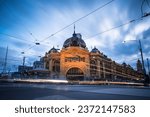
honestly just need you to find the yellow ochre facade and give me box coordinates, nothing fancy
[44,31,144,82]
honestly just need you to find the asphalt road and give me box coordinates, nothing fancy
[0,83,150,100]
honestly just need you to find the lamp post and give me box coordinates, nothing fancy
[123,39,148,85]
[147,58,150,82]
[138,40,146,75]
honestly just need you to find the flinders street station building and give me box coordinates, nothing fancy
[43,30,144,82]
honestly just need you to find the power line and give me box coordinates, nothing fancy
[21,12,150,56]
[21,0,115,53]
[0,32,51,54]
[0,32,54,50]
[41,0,115,42]
[86,20,135,39]
[86,13,150,40]
[1,0,115,55]
[0,33,34,43]
[0,2,40,46]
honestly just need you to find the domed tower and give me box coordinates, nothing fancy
[91,47,100,54]
[44,46,60,78]
[60,26,90,80]
[48,47,58,53]
[63,30,86,49]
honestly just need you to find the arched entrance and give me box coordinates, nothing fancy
[66,67,84,81]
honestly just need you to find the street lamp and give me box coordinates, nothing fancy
[138,40,146,75]
[147,58,150,80]
[123,39,148,85]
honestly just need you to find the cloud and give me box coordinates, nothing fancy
[124,18,150,41]
[0,0,150,72]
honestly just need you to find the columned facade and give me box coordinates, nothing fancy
[44,32,144,82]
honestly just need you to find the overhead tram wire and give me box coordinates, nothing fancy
[20,12,150,57]
[0,33,42,52]
[85,14,150,40]
[21,0,115,53]
[41,0,115,42]
[21,1,150,56]
[0,32,51,46]
[24,29,41,45]
[1,1,42,50]
[0,32,51,58]
[0,33,34,43]
[86,20,135,39]
[0,33,40,55]
[22,12,150,55]
[0,2,41,47]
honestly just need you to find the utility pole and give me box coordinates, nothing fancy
[139,40,146,74]
[22,57,26,78]
[3,46,8,74]
[138,40,148,85]
[147,58,150,82]
[23,57,26,66]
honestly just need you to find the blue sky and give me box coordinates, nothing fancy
[0,0,150,72]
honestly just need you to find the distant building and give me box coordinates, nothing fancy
[136,59,143,73]
[33,57,44,70]
[43,31,144,82]
[11,65,33,78]
[30,57,50,78]
[18,65,33,73]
